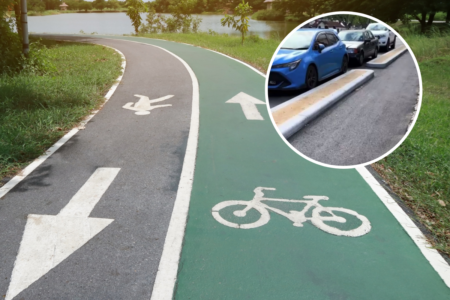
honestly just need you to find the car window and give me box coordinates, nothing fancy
[367,23,388,31]
[338,31,363,41]
[368,31,375,39]
[316,33,330,47]
[363,32,369,40]
[280,31,316,50]
[326,33,338,45]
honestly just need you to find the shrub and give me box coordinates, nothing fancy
[252,9,284,21]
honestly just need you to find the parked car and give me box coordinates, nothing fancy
[366,23,396,51]
[268,29,348,91]
[338,30,378,66]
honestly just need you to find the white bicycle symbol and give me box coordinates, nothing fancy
[212,187,371,237]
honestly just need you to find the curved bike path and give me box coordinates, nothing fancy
[106,36,450,299]
[2,35,450,300]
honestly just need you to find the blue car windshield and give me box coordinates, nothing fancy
[280,31,316,50]
[338,31,364,41]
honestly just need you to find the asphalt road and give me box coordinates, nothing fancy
[0,37,193,299]
[268,38,420,166]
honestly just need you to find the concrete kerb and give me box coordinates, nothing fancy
[366,46,407,68]
[272,69,374,139]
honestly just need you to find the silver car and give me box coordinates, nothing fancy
[366,23,396,51]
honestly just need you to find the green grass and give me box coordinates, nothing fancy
[373,32,450,256]
[137,32,281,72]
[0,39,122,181]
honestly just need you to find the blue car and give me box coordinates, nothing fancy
[268,29,348,91]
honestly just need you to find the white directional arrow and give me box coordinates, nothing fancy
[225,92,265,120]
[6,168,120,300]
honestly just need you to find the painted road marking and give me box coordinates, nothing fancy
[226,92,265,120]
[6,168,120,300]
[212,187,371,236]
[122,94,173,115]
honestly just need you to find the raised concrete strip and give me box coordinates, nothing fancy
[271,69,374,139]
[366,46,407,68]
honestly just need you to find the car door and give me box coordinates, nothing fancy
[326,33,342,73]
[362,31,372,55]
[314,33,333,78]
[367,31,377,54]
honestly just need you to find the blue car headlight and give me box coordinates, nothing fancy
[272,59,302,71]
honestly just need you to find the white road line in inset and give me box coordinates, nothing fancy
[357,167,450,288]
[6,168,120,300]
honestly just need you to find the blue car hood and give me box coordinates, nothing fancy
[273,49,307,65]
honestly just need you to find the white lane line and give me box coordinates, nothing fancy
[357,167,450,288]
[6,168,120,300]
[0,46,126,199]
[130,36,266,77]
[128,44,198,300]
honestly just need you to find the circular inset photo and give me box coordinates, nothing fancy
[266,12,422,169]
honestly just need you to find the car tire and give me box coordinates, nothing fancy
[384,39,390,52]
[305,65,318,90]
[392,37,396,49]
[357,52,364,66]
[340,56,348,74]
[373,47,378,58]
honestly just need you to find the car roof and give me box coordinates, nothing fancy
[297,28,337,33]
[339,29,366,32]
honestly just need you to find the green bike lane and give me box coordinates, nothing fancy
[107,36,448,299]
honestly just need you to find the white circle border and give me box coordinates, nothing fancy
[264,11,423,170]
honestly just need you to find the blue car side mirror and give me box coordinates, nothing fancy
[319,44,325,52]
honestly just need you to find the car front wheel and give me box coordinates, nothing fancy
[341,56,348,74]
[373,47,378,58]
[391,37,396,49]
[305,65,318,90]
[357,52,364,66]
[384,39,390,52]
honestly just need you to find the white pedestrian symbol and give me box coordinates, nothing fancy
[123,94,173,115]
[212,187,371,237]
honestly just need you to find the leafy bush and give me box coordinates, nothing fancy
[139,4,202,34]
[252,9,284,21]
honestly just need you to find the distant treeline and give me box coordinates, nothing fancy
[26,0,266,13]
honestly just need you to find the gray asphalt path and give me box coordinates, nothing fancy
[289,51,419,166]
[0,37,192,299]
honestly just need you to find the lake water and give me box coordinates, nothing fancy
[28,13,298,39]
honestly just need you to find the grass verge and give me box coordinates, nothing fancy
[0,39,122,184]
[373,32,450,257]
[137,32,281,72]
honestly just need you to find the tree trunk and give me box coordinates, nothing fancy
[14,1,22,38]
[446,6,450,23]
[427,12,435,26]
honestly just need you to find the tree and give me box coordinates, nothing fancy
[79,1,93,11]
[221,0,252,45]
[28,0,46,12]
[93,0,106,11]
[125,0,147,33]
[273,0,329,19]
[106,0,121,10]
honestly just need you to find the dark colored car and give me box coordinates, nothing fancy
[338,30,378,66]
[268,29,348,91]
